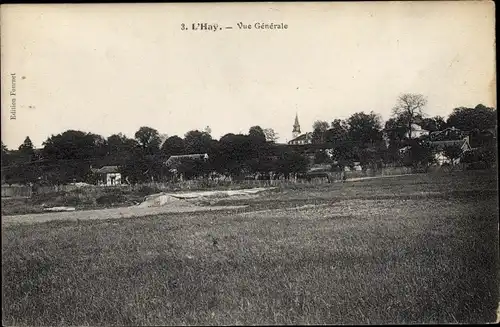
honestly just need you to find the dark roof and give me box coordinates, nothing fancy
[429,127,464,140]
[308,164,332,172]
[165,153,209,167]
[430,139,470,150]
[94,166,120,174]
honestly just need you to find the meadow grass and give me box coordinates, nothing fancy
[2,171,498,325]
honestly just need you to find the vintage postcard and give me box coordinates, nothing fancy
[1,1,497,325]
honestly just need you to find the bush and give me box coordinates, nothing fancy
[62,193,96,206]
[102,187,128,196]
[32,191,67,205]
[96,193,127,206]
[466,161,489,170]
[136,185,162,197]
[463,146,497,169]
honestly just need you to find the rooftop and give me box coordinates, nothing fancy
[430,139,470,150]
[93,165,120,174]
[165,153,209,166]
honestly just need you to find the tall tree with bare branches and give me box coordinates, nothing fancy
[392,93,428,140]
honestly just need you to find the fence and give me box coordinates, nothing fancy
[1,184,85,198]
[35,184,81,194]
[1,166,419,198]
[1,185,33,198]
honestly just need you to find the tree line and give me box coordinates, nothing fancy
[1,93,497,185]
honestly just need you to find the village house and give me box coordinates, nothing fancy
[430,136,472,165]
[405,123,430,139]
[288,113,313,145]
[91,165,122,186]
[164,153,209,181]
[429,127,463,142]
[289,132,313,145]
[398,135,472,166]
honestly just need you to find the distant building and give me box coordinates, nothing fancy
[405,123,430,139]
[429,127,463,142]
[164,153,209,169]
[92,166,122,186]
[289,132,313,145]
[399,135,472,166]
[292,113,301,139]
[164,153,209,181]
[288,113,313,145]
[431,136,472,165]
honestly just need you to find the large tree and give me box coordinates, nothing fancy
[383,116,409,163]
[89,133,108,159]
[121,146,164,183]
[468,128,496,148]
[42,130,106,183]
[11,136,37,182]
[246,126,270,175]
[43,130,99,160]
[107,133,136,155]
[320,119,350,166]
[105,133,137,167]
[218,133,252,178]
[161,135,186,157]
[274,151,308,180]
[1,142,9,163]
[384,116,408,146]
[158,133,169,147]
[125,127,166,182]
[441,145,464,167]
[246,127,276,177]
[446,104,497,132]
[346,111,383,147]
[184,130,213,154]
[263,128,279,143]
[325,119,348,145]
[392,93,428,140]
[248,126,266,143]
[420,116,447,132]
[1,142,12,181]
[311,120,330,144]
[134,126,161,154]
[403,140,436,169]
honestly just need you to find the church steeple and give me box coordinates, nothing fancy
[292,113,301,139]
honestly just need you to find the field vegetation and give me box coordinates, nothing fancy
[2,171,498,325]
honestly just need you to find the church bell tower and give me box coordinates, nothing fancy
[292,113,301,139]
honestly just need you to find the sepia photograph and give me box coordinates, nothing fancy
[1,1,498,325]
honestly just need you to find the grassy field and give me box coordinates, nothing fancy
[2,171,498,325]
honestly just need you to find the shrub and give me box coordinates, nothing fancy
[103,187,128,196]
[62,193,96,206]
[96,193,127,206]
[136,185,162,197]
[32,191,67,205]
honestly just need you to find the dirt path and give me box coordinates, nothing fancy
[2,204,247,226]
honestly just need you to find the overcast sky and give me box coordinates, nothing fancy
[1,2,495,149]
